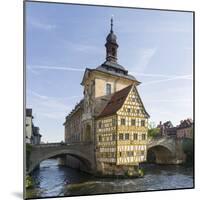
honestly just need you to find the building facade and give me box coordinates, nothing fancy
[26,109,33,144]
[25,108,42,144]
[156,119,193,139]
[157,121,177,137]
[32,126,42,145]
[96,84,149,175]
[177,119,193,139]
[63,19,149,175]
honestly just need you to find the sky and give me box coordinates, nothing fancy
[26,2,193,142]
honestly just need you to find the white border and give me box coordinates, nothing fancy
[0,0,199,200]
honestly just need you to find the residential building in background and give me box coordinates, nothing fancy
[26,108,33,143]
[25,108,42,144]
[156,119,193,139]
[177,119,193,139]
[157,121,177,137]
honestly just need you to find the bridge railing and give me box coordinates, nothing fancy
[32,142,92,148]
[148,135,176,142]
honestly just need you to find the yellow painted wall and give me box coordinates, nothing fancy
[92,71,135,98]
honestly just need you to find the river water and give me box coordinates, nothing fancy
[26,159,194,199]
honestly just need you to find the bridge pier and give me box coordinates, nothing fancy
[62,155,94,174]
[174,139,187,164]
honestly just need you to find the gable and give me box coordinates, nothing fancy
[117,85,150,118]
[81,68,91,86]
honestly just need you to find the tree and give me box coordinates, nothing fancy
[148,121,156,129]
[148,128,160,138]
[148,121,160,138]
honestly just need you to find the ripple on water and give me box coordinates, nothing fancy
[27,160,194,198]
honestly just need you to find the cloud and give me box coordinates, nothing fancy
[142,74,192,86]
[74,44,101,53]
[133,47,157,73]
[28,90,82,101]
[27,65,40,75]
[146,98,192,103]
[27,90,78,121]
[30,91,48,100]
[27,65,85,72]
[118,16,192,35]
[62,40,103,55]
[28,17,56,31]
[130,71,191,79]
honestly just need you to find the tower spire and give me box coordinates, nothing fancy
[111,16,113,33]
[105,17,118,63]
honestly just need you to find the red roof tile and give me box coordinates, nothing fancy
[98,84,133,118]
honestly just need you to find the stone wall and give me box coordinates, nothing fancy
[61,155,92,173]
[96,161,140,176]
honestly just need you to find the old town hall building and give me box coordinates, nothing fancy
[63,18,150,175]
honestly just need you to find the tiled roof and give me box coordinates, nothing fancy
[98,84,133,118]
[81,63,140,86]
[95,66,138,83]
[163,121,174,128]
[100,61,127,72]
[177,119,193,129]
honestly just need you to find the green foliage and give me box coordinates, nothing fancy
[148,121,160,138]
[148,128,160,138]
[138,168,144,177]
[26,144,32,171]
[26,143,32,152]
[124,170,129,177]
[26,175,34,189]
[182,138,193,153]
[148,121,156,129]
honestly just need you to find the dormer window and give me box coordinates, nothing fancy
[106,83,111,95]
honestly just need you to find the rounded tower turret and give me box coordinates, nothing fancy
[105,17,118,63]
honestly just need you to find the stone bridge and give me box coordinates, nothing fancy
[147,136,186,164]
[27,142,95,174]
[27,137,188,174]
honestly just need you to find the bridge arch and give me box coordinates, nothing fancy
[147,145,174,164]
[28,145,94,174]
